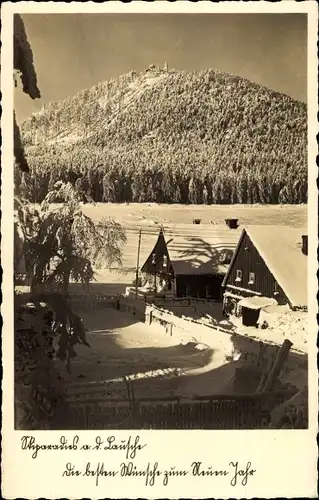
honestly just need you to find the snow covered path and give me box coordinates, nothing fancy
[60,308,228,401]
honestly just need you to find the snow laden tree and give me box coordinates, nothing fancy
[13,15,126,429]
[19,181,127,294]
[14,181,127,429]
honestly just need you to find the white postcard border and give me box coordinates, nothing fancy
[1,2,318,499]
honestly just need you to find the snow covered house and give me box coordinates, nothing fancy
[140,224,239,300]
[222,226,308,325]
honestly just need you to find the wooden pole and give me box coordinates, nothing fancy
[261,339,293,393]
[134,229,142,302]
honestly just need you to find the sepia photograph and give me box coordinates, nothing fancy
[12,9,311,435]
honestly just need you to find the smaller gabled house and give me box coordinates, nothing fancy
[140,224,239,300]
[222,226,308,324]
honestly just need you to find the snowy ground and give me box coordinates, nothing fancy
[82,202,307,229]
[60,308,239,401]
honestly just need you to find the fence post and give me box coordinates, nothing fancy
[260,339,293,393]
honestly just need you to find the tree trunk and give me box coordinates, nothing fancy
[62,268,71,296]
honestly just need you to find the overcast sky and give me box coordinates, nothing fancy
[15,13,307,123]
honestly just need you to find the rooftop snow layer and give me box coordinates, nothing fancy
[165,225,240,275]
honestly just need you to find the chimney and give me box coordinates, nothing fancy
[225,218,239,229]
[193,219,201,225]
[301,235,308,256]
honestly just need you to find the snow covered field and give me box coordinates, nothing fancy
[82,202,307,229]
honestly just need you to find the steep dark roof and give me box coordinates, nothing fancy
[141,225,239,276]
[166,225,239,275]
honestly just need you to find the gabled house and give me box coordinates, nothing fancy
[222,226,308,321]
[140,224,239,300]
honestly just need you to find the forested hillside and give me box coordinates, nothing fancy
[17,66,307,204]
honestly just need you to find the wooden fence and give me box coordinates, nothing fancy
[125,287,220,309]
[68,293,119,311]
[54,391,294,430]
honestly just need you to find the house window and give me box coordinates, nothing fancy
[248,272,255,285]
[163,255,167,268]
[274,282,279,295]
[152,253,156,265]
[235,269,242,282]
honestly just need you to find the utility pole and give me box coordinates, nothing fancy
[134,229,142,302]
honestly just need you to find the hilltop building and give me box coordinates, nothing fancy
[222,226,308,325]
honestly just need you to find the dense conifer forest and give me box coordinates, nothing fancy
[17,66,307,204]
